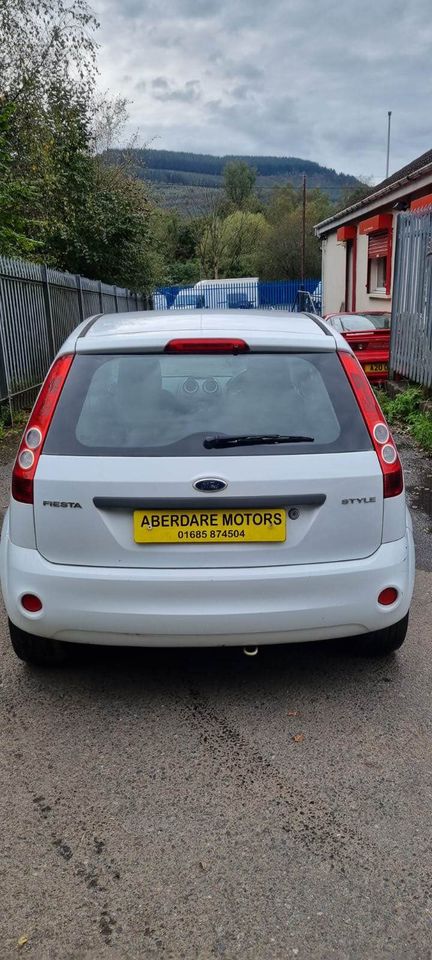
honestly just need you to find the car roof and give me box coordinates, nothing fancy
[61,309,346,355]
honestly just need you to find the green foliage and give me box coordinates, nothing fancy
[198,210,268,279]
[337,181,373,212]
[0,105,41,256]
[375,387,432,453]
[0,0,98,103]
[256,187,333,280]
[0,0,155,292]
[105,148,363,214]
[223,161,257,210]
[375,386,423,422]
[108,147,360,184]
[148,209,200,285]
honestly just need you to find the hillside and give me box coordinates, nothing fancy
[105,148,361,213]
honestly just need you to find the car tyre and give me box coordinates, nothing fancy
[9,619,70,667]
[355,613,409,656]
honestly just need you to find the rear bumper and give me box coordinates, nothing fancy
[0,512,415,647]
[357,353,389,381]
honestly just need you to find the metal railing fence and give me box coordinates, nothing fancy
[0,256,147,414]
[154,279,322,314]
[390,210,432,388]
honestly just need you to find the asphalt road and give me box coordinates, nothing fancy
[1,438,431,960]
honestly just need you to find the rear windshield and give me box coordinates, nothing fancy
[332,314,390,332]
[44,352,371,457]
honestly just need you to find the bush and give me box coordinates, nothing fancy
[375,386,432,453]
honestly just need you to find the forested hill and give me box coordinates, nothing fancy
[105,148,361,212]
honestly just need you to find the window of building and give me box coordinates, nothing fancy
[367,231,391,295]
[369,255,387,293]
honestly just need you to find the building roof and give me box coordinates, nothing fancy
[315,147,432,234]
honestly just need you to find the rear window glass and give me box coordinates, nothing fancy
[44,352,371,457]
[331,314,391,332]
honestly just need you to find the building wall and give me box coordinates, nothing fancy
[322,215,397,316]
[354,223,394,313]
[321,231,347,314]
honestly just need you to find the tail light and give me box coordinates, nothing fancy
[339,351,403,498]
[12,354,74,504]
[165,338,249,353]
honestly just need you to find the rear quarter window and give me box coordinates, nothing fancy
[44,351,372,457]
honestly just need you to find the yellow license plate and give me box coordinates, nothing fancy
[364,362,388,373]
[133,508,286,544]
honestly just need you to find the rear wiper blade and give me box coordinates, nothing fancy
[203,434,314,449]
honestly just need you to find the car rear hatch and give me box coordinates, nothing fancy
[33,343,383,568]
[344,329,390,359]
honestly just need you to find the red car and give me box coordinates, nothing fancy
[324,312,391,382]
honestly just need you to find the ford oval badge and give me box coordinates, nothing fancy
[193,478,227,493]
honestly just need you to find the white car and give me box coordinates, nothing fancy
[1,310,415,667]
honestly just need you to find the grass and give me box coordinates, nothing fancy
[375,386,432,453]
[0,407,29,445]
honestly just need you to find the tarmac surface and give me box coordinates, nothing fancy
[0,435,431,959]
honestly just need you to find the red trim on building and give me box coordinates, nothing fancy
[386,226,393,296]
[337,225,357,242]
[410,194,432,211]
[359,213,393,235]
[352,231,357,310]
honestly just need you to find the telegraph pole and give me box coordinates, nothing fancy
[386,111,392,179]
[301,173,306,283]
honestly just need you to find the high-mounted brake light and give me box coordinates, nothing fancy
[338,351,403,498]
[165,338,249,353]
[12,354,74,504]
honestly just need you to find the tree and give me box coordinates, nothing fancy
[198,208,267,279]
[223,160,257,210]
[57,159,153,289]
[0,105,40,256]
[0,0,99,260]
[256,187,333,280]
[147,208,201,285]
[338,178,373,211]
[0,1,157,292]
[0,0,98,105]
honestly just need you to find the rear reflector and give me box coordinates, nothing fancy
[338,351,403,498]
[12,354,74,505]
[378,587,398,606]
[165,338,249,353]
[21,593,43,613]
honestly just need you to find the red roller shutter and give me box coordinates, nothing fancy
[368,231,388,259]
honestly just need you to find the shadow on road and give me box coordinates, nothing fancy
[17,639,403,707]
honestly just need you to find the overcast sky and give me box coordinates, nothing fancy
[93,0,432,182]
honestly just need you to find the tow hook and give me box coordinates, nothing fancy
[243,645,259,657]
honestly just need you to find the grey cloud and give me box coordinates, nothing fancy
[152,77,169,90]
[152,79,202,103]
[94,0,432,176]
[229,84,253,101]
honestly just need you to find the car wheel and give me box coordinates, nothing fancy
[355,613,409,656]
[9,619,70,667]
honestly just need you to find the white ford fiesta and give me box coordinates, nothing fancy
[0,310,415,667]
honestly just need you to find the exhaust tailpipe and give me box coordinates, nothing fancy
[243,645,259,657]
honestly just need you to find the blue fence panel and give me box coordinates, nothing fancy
[155,279,322,314]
